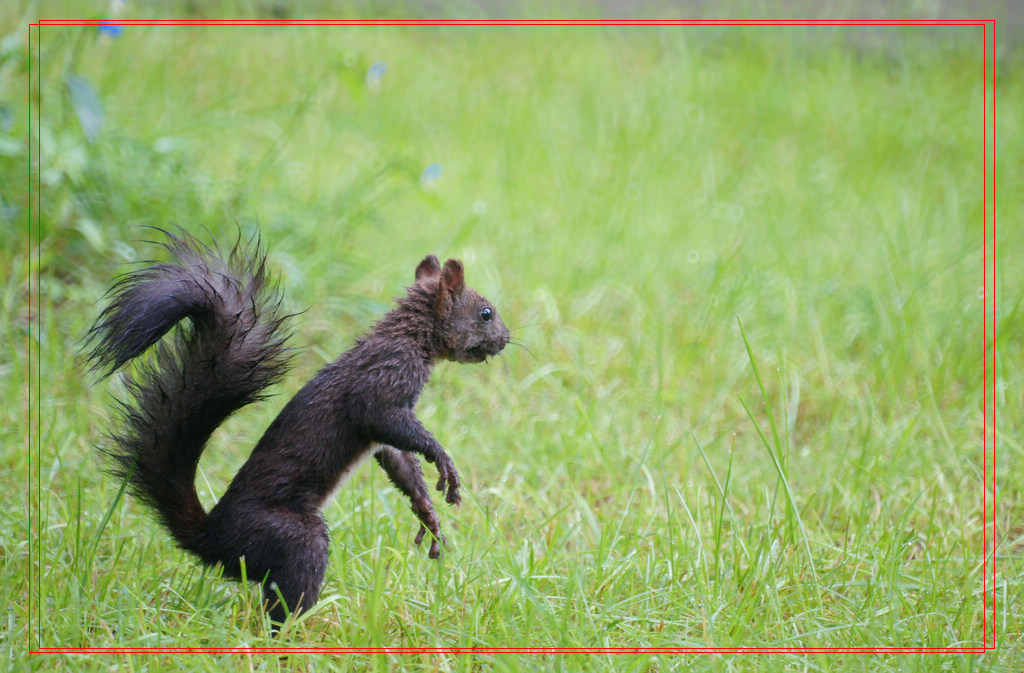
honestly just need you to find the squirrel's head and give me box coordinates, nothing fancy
[415,255,509,364]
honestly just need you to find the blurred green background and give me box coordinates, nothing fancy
[2,1,1020,671]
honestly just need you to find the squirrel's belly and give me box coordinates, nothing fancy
[322,443,382,506]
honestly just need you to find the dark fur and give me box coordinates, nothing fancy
[87,228,509,627]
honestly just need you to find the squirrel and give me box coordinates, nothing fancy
[86,228,509,627]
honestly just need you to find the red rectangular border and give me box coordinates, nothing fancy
[28,18,997,655]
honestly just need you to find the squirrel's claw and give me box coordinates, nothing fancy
[415,524,444,559]
[433,456,462,506]
[412,497,446,560]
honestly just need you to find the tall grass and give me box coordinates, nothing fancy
[4,2,1021,671]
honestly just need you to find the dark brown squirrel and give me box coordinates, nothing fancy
[86,228,509,627]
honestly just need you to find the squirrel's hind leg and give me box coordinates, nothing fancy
[254,512,330,629]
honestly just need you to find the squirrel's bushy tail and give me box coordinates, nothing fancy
[86,228,293,552]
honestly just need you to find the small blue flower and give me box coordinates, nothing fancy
[420,163,443,189]
[365,61,387,91]
[98,20,124,39]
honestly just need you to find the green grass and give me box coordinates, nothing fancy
[3,1,1022,671]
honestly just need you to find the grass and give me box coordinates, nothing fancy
[3,1,1022,671]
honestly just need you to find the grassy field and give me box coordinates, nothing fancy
[3,1,1021,671]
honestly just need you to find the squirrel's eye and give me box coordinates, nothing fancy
[480,306,493,322]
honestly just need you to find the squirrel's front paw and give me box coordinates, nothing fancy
[411,496,445,559]
[433,456,462,506]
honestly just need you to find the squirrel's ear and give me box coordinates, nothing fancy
[415,255,441,283]
[440,259,465,295]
